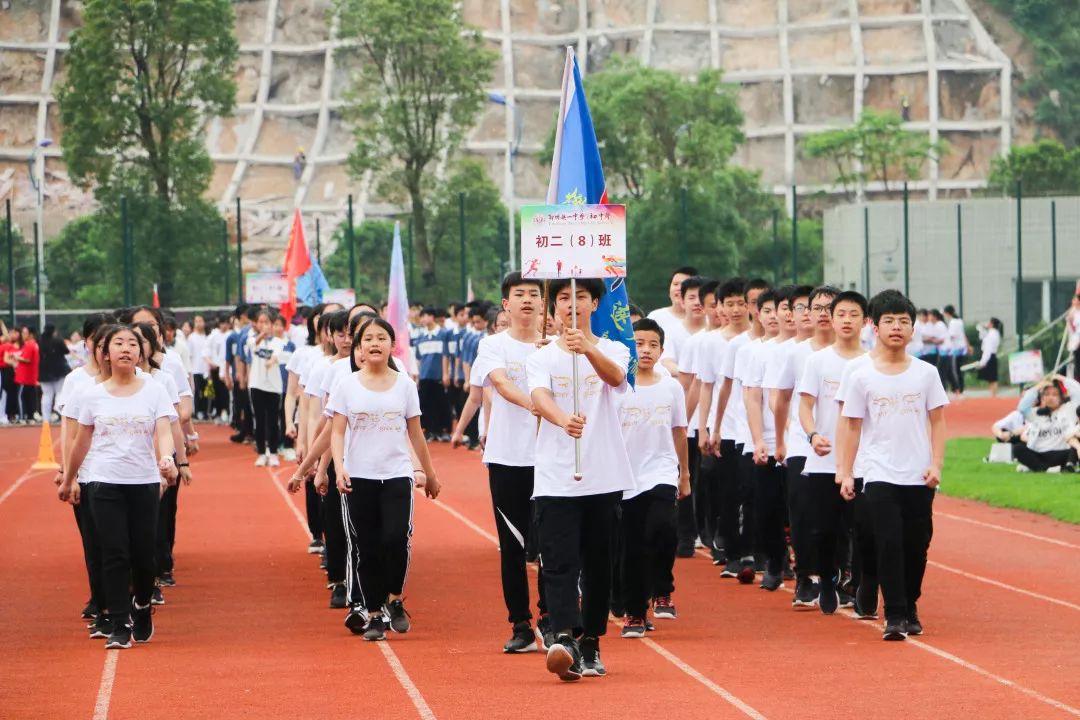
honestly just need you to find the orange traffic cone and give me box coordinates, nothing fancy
[31,420,61,471]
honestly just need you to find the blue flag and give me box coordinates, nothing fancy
[546,48,637,385]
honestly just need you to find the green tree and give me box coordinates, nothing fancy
[987,139,1080,195]
[0,222,34,314]
[803,110,946,197]
[335,0,497,289]
[57,0,237,301]
[325,159,508,304]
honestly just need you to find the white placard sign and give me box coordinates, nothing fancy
[1007,350,1043,385]
[245,273,289,304]
[519,204,627,279]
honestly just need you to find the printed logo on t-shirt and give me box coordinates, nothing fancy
[551,375,573,398]
[821,378,841,400]
[96,415,154,439]
[584,374,602,398]
[346,411,406,433]
[870,392,923,418]
[620,404,672,430]
[505,361,526,388]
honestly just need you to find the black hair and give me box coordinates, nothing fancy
[118,304,165,330]
[944,304,957,316]
[42,324,57,339]
[90,322,119,348]
[162,313,178,331]
[719,278,747,301]
[700,280,720,303]
[348,310,380,337]
[130,322,162,370]
[679,275,706,298]
[929,308,945,323]
[989,317,1003,333]
[830,290,869,316]
[755,288,778,310]
[790,284,814,302]
[745,278,770,301]
[420,306,436,316]
[326,309,350,336]
[350,318,399,373]
[100,325,144,367]
[468,304,487,319]
[350,303,379,318]
[251,307,274,325]
[19,325,36,339]
[633,318,665,347]
[82,312,116,339]
[501,271,544,299]
[671,266,698,281]
[808,285,840,307]
[775,284,796,305]
[434,307,449,319]
[628,303,644,318]
[547,278,606,313]
[869,290,917,325]
[485,307,506,330]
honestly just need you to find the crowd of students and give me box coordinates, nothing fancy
[42,269,950,684]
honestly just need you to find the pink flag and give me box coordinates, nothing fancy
[386,222,415,374]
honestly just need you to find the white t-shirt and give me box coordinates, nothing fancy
[659,322,693,368]
[172,333,192,374]
[247,335,288,394]
[947,318,967,356]
[676,329,706,436]
[859,323,876,352]
[470,332,540,467]
[303,355,334,403]
[719,331,752,442]
[647,307,681,341]
[738,337,778,455]
[839,357,949,486]
[61,372,103,484]
[618,376,687,499]
[1024,404,1079,453]
[930,320,950,353]
[162,349,192,397]
[325,371,421,480]
[188,332,209,377]
[797,346,865,475]
[908,321,924,357]
[56,365,97,413]
[526,338,633,497]
[694,330,730,434]
[149,368,181,406]
[206,328,228,369]
[763,337,812,460]
[286,344,319,382]
[289,324,309,348]
[77,380,178,485]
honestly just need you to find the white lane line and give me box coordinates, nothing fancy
[266,469,437,720]
[937,512,1080,551]
[717,549,1080,717]
[0,468,45,506]
[928,560,1080,613]
[91,650,119,720]
[430,498,769,720]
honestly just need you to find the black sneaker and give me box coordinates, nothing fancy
[503,621,538,653]
[675,542,695,558]
[537,614,555,650]
[132,604,154,643]
[229,432,246,444]
[652,595,677,619]
[580,636,606,677]
[385,599,411,634]
[792,576,817,609]
[319,553,328,571]
[345,606,368,635]
[89,614,113,639]
[151,587,165,606]
[759,571,782,591]
[905,608,923,636]
[720,561,740,578]
[307,539,324,554]
[854,579,879,619]
[329,583,347,609]
[882,620,908,641]
[81,600,98,620]
[621,616,646,638]
[106,620,133,649]
[710,547,725,566]
[782,562,796,581]
[837,586,855,609]
[362,615,387,641]
[545,635,582,682]
[818,576,839,615]
[644,619,655,632]
[158,572,176,588]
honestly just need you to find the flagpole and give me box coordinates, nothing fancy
[570,275,582,480]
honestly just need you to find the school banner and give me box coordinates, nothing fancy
[246,273,289,304]
[1007,349,1043,385]
[519,204,626,280]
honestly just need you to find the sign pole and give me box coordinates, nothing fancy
[570,275,582,481]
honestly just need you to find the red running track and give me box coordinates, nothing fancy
[0,405,1077,719]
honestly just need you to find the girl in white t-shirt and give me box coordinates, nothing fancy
[327,317,439,642]
[59,325,179,650]
[246,309,288,466]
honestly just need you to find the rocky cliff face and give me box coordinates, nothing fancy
[0,0,1024,268]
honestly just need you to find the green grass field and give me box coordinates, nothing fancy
[943,438,1080,524]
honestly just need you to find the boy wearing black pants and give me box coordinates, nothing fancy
[527,279,634,682]
[836,290,947,640]
[618,319,690,637]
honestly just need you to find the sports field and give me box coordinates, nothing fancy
[1,398,1078,720]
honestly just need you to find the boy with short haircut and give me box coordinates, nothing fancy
[797,290,868,614]
[618,319,691,637]
[738,289,787,591]
[413,307,451,441]
[648,266,698,340]
[528,278,633,682]
[835,290,947,641]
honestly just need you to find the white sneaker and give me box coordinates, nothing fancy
[254,454,269,467]
[282,448,297,462]
[1016,464,1030,473]
[268,454,281,467]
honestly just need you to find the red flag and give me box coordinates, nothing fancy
[152,283,160,308]
[281,209,313,322]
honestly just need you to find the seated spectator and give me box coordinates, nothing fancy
[1012,377,1080,472]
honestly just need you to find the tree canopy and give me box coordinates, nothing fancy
[335,0,497,289]
[987,138,1080,195]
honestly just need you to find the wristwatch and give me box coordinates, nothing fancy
[806,431,818,444]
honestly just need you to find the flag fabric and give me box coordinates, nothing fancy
[546,47,637,385]
[281,209,330,321]
[152,283,160,309]
[467,277,475,303]
[386,221,415,375]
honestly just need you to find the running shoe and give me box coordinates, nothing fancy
[151,587,165,606]
[882,620,908,641]
[653,595,677,619]
[158,571,176,587]
[818,576,839,615]
[254,454,269,467]
[710,546,726,566]
[645,619,655,632]
[106,621,133,649]
[854,580,879,619]
[905,608,923,636]
[89,615,113,639]
[720,561,740,579]
[385,599,411,634]
[362,615,387,642]
[537,614,555,650]
[229,432,245,444]
[503,621,538,653]
[759,571,783,592]
[81,600,98,620]
[580,637,606,677]
[307,539,325,554]
[329,583,347,609]
[132,604,154,643]
[319,553,328,571]
[837,587,855,609]
[345,606,368,635]
[546,635,582,682]
[621,617,646,638]
[675,542,695,558]
[792,576,818,609]
[268,454,281,468]
[282,448,297,462]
